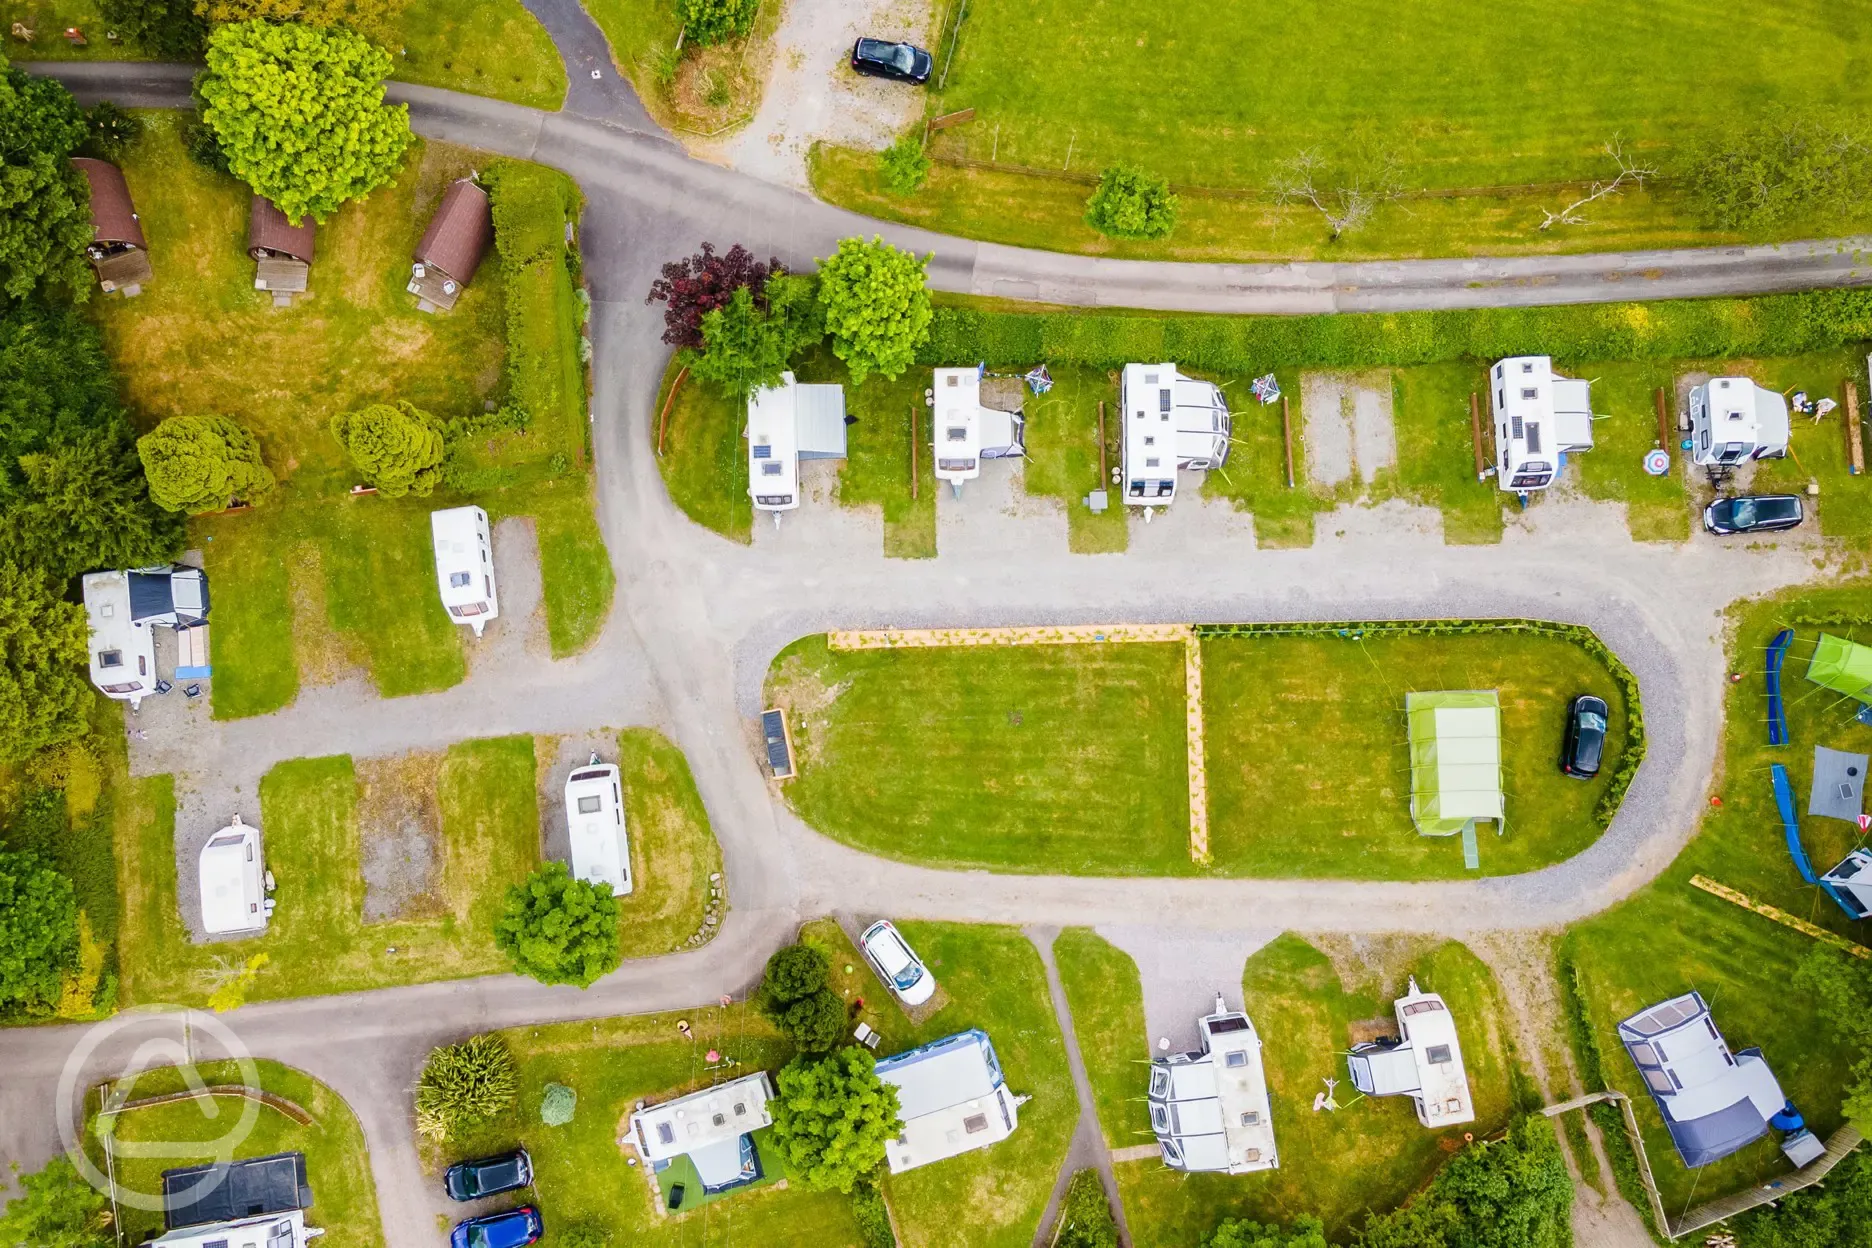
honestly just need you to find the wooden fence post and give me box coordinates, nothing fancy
[1281,395,1295,488]
[1468,392,1486,481]
[910,404,919,502]
[1097,399,1107,482]
[1654,387,1671,454]
[1846,380,1864,476]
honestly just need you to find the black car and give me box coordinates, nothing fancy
[444,1149,533,1202]
[1561,694,1609,779]
[1704,494,1804,535]
[851,38,932,84]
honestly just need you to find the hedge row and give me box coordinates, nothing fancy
[1194,617,1645,830]
[483,160,585,440]
[920,286,1872,373]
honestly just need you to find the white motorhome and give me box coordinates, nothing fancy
[875,1029,1022,1173]
[627,1072,774,1193]
[1148,995,1278,1174]
[430,506,498,636]
[1488,356,1595,492]
[1345,977,1474,1129]
[931,367,1027,497]
[563,760,632,896]
[198,815,268,936]
[81,570,158,707]
[1689,376,1790,468]
[746,372,847,520]
[1120,364,1231,508]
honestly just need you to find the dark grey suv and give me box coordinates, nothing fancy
[851,38,932,83]
[1704,494,1804,535]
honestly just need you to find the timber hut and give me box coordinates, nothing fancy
[408,178,492,312]
[248,196,315,304]
[72,157,151,295]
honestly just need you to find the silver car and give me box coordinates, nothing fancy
[859,919,935,1006]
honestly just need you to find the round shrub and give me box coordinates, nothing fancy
[540,1082,577,1127]
[1084,164,1179,241]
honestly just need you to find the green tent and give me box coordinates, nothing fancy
[1406,690,1504,837]
[1805,633,1872,702]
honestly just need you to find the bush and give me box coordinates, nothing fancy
[0,562,93,766]
[1056,1171,1120,1248]
[183,121,231,174]
[1353,1115,1570,1248]
[415,1035,518,1142]
[878,136,930,197]
[761,942,831,1004]
[688,274,824,396]
[769,1047,902,1192]
[0,1155,110,1248]
[136,414,275,514]
[493,861,621,987]
[645,242,782,348]
[483,160,584,436]
[815,235,932,384]
[851,1181,894,1248]
[1684,110,1872,230]
[1735,1145,1872,1247]
[675,0,759,45]
[1084,163,1179,240]
[780,987,848,1052]
[98,0,207,59]
[329,400,447,496]
[82,102,143,162]
[0,849,81,1013]
[539,1081,577,1126]
[1202,1217,1328,1248]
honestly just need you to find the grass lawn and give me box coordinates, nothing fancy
[814,0,1872,261]
[94,1059,383,1248]
[1572,361,1691,541]
[768,636,1190,875]
[1560,583,1872,1216]
[582,0,786,137]
[1202,627,1632,879]
[1200,367,1329,549]
[1020,365,1128,553]
[1729,348,1872,542]
[1051,929,1151,1147]
[615,727,725,954]
[96,113,608,714]
[1391,363,1504,545]
[1081,934,1522,1243]
[655,362,754,543]
[799,919,1078,1248]
[9,0,566,109]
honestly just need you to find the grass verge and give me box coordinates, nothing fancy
[615,727,725,954]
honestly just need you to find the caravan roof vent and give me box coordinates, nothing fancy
[1159,390,1172,413]
[944,374,959,387]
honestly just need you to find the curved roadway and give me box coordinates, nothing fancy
[3,53,1853,1248]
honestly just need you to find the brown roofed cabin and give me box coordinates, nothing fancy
[72,157,152,295]
[409,178,493,312]
[249,196,315,301]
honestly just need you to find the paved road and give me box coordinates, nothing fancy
[7,55,1847,1248]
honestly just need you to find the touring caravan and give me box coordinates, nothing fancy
[1489,356,1595,492]
[1119,364,1231,509]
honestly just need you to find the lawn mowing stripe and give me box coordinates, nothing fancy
[1688,875,1872,959]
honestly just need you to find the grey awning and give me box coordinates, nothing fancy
[163,1153,309,1230]
[1811,746,1868,821]
[795,384,848,459]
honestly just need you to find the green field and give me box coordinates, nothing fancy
[114,730,721,1005]
[1561,583,1872,1217]
[770,625,1632,879]
[814,0,1872,260]
[1055,929,1523,1243]
[7,0,566,109]
[95,1060,383,1248]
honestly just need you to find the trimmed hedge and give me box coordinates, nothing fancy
[920,287,1872,372]
[483,160,586,444]
[1195,618,1645,831]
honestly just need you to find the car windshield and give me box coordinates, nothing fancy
[1579,711,1607,733]
[1732,500,1756,526]
[893,45,914,71]
[892,962,923,990]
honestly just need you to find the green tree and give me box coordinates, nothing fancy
[5,432,185,580]
[195,0,407,47]
[0,68,95,301]
[1797,947,1872,1128]
[198,21,412,224]
[756,941,847,1051]
[1685,111,1872,230]
[0,1155,110,1248]
[814,236,932,385]
[136,414,275,514]
[96,0,208,59]
[1057,1171,1120,1248]
[0,562,91,766]
[1203,1216,1330,1248]
[1084,163,1179,240]
[82,102,144,163]
[779,987,848,1052]
[493,861,621,988]
[539,1082,577,1126]
[688,275,824,396]
[1354,1116,1570,1248]
[329,400,447,496]
[415,1035,519,1142]
[770,1047,902,1193]
[674,0,759,45]
[1735,1145,1872,1248]
[878,135,930,196]
[0,848,81,1012]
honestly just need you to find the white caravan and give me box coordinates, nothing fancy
[1346,977,1475,1129]
[1148,995,1278,1174]
[1689,376,1790,468]
[746,372,848,521]
[1120,364,1231,509]
[1488,356,1596,492]
[198,814,268,936]
[563,760,632,896]
[431,506,498,636]
[931,367,1027,497]
[81,570,158,707]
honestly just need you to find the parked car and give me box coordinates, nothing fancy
[859,919,936,1006]
[444,1148,533,1201]
[1704,494,1804,535]
[850,38,932,84]
[449,1206,542,1248]
[1561,694,1610,780]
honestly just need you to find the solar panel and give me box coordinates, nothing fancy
[761,709,794,779]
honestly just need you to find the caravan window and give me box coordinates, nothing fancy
[449,571,471,588]
[946,426,967,442]
[761,462,783,476]
[1521,388,1538,401]
[1525,423,1542,453]
[98,650,123,668]
[657,1123,675,1145]
[1643,1069,1673,1095]
[578,796,601,814]
[1224,1050,1249,1068]
[1425,1044,1453,1065]
[963,1113,990,1134]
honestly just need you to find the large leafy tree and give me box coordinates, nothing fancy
[688,275,824,396]
[644,242,780,348]
[769,1047,901,1193]
[756,941,847,1052]
[814,236,932,385]
[198,21,411,224]
[493,861,621,988]
[0,67,94,301]
[0,1155,110,1248]
[1353,1116,1570,1248]
[0,562,90,765]
[1685,110,1872,230]
[195,0,406,47]
[330,400,447,496]
[414,1035,518,1141]
[1085,163,1179,241]
[0,848,82,1012]
[95,0,208,59]
[6,432,185,580]
[137,414,275,514]
[1203,1217,1329,1248]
